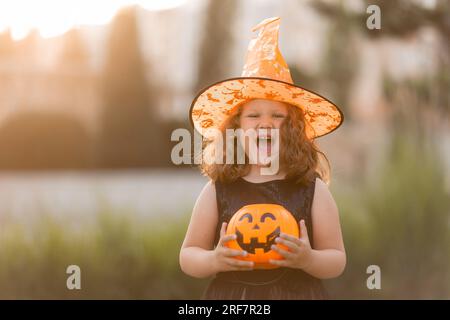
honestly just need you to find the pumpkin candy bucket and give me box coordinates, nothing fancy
[225,203,299,269]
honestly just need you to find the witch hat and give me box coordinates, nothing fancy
[190,17,343,140]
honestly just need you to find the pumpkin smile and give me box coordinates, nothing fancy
[235,226,280,254]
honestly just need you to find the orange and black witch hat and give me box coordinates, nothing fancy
[190,17,343,140]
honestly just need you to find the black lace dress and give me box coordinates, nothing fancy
[202,174,328,300]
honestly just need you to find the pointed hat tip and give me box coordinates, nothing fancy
[251,16,281,32]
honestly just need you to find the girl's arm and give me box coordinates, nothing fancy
[179,181,252,278]
[179,181,218,278]
[269,177,346,279]
[303,177,346,279]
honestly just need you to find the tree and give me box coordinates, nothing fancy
[99,6,161,168]
[58,28,89,69]
[0,112,93,169]
[0,29,14,59]
[195,0,239,92]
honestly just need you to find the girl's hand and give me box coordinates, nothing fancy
[211,222,254,273]
[269,220,313,270]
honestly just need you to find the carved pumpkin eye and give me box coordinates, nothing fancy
[260,212,275,222]
[239,213,253,223]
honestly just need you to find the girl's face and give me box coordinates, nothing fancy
[238,99,288,166]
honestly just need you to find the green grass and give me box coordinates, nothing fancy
[0,134,448,299]
[0,209,207,299]
[326,134,450,299]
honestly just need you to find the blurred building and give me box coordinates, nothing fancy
[0,0,447,178]
[0,29,100,132]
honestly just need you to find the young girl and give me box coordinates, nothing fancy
[180,17,346,300]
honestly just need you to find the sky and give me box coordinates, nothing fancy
[0,0,188,40]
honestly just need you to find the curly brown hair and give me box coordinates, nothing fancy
[199,101,331,187]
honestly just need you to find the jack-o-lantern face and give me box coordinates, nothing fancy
[225,204,299,269]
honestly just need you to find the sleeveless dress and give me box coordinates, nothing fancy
[202,174,328,300]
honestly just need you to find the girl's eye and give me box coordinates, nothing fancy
[273,113,286,118]
[247,114,260,118]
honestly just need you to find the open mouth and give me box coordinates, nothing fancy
[256,136,273,158]
[235,226,280,254]
[256,136,272,147]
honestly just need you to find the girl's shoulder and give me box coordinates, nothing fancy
[195,179,217,204]
[207,179,218,192]
[311,176,338,215]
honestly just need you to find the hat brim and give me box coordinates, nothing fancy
[189,77,344,140]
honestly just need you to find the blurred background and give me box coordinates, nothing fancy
[0,0,448,299]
